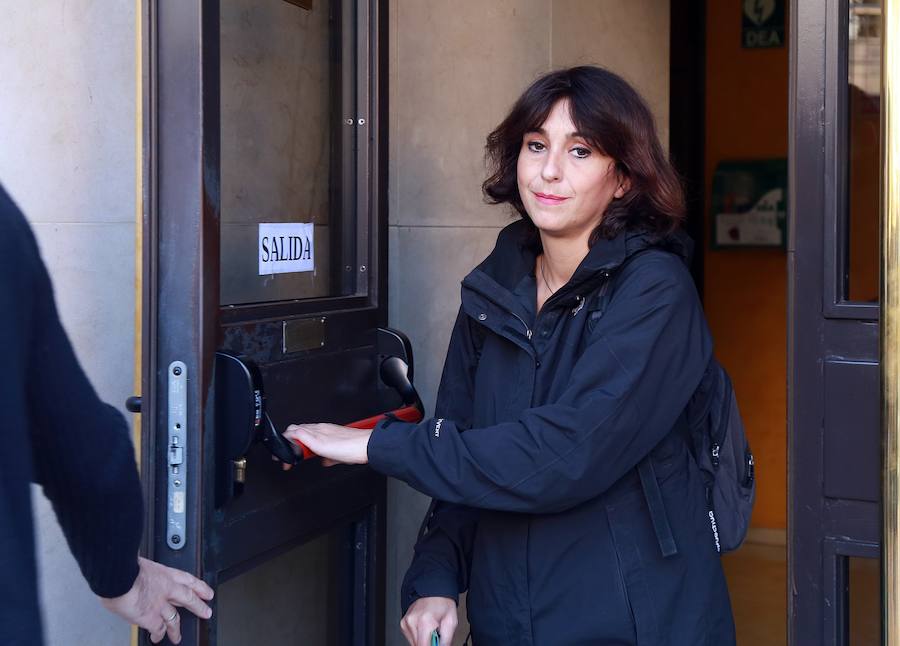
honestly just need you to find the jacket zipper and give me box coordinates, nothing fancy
[467,266,611,342]
[571,294,585,316]
[510,310,533,340]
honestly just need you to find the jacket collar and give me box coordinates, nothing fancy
[458,220,690,352]
[462,218,692,308]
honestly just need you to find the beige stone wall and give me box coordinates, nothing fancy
[386,2,670,644]
[0,3,136,645]
[551,0,671,148]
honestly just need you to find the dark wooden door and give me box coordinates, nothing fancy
[137,1,395,644]
[789,1,883,643]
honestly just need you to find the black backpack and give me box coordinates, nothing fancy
[601,256,756,557]
[683,358,756,553]
[636,356,755,558]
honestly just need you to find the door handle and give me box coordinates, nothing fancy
[289,403,425,461]
[288,356,425,461]
[262,411,301,464]
[288,404,425,461]
[346,404,424,429]
[126,396,142,413]
[380,355,423,411]
[216,327,425,470]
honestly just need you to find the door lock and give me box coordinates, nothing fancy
[166,361,187,550]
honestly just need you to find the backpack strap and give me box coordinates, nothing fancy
[637,459,678,557]
[602,251,680,559]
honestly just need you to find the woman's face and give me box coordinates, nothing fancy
[516,99,627,244]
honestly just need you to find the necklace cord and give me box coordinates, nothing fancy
[539,254,557,295]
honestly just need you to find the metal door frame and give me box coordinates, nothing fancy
[882,2,900,643]
[789,1,883,644]
[138,1,389,644]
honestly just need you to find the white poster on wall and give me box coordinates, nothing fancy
[258,222,315,275]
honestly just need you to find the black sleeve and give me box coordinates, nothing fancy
[369,255,712,514]
[23,219,143,599]
[399,307,481,614]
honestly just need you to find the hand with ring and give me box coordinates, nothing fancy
[100,556,214,644]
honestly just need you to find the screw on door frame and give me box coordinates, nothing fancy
[173,366,182,376]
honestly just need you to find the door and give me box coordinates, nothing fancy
[135,1,404,644]
[790,0,883,643]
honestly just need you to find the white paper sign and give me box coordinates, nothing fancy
[258,222,314,275]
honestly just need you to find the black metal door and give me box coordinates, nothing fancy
[138,1,393,644]
[790,1,882,643]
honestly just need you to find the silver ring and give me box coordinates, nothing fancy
[164,610,179,624]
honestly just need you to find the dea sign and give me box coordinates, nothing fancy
[742,0,784,49]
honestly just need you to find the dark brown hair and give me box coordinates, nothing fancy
[482,66,685,241]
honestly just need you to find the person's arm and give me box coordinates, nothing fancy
[15,211,213,644]
[401,500,478,611]
[24,223,144,599]
[367,254,712,514]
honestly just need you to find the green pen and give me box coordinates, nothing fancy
[431,629,440,646]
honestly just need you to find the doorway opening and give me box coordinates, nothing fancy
[672,2,883,644]
[672,1,790,642]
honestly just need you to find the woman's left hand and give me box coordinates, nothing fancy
[283,423,373,467]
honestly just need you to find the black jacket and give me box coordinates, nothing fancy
[368,219,736,645]
[0,185,143,646]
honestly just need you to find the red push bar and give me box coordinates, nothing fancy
[291,404,424,460]
[346,404,423,428]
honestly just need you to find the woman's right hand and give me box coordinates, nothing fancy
[400,596,458,646]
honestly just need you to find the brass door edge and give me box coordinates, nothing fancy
[883,1,900,642]
[131,1,144,645]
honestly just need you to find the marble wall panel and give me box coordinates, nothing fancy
[0,2,134,224]
[389,0,551,229]
[551,0,671,147]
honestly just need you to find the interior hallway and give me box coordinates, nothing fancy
[723,540,879,644]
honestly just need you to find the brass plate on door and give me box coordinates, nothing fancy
[282,317,326,354]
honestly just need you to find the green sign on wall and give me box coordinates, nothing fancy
[711,159,787,249]
[742,0,785,48]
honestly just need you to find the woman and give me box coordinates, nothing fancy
[286,66,736,645]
